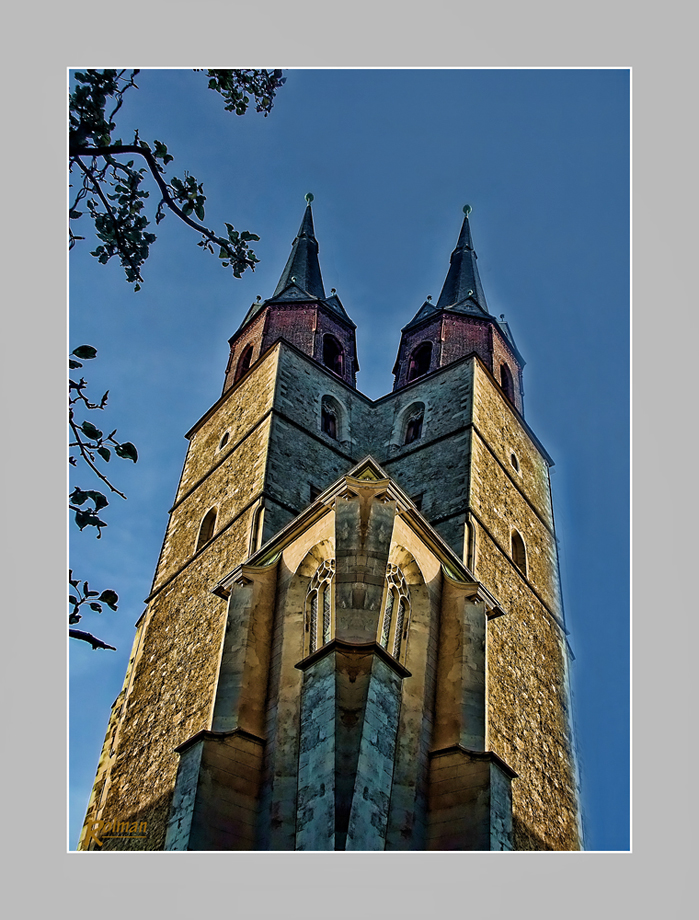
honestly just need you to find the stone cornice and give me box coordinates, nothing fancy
[294,637,412,679]
[429,743,518,779]
[174,727,266,755]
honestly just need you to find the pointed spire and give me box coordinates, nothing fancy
[271,193,326,301]
[402,205,490,332]
[434,205,489,314]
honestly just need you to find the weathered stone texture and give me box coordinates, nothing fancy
[156,423,271,589]
[471,361,554,529]
[479,526,579,849]
[296,652,336,850]
[345,655,402,850]
[469,436,560,613]
[178,346,279,502]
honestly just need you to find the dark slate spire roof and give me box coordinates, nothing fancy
[403,206,490,331]
[272,195,326,301]
[237,195,355,330]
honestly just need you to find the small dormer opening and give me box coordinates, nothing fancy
[407,342,432,382]
[235,344,254,383]
[500,363,515,403]
[323,335,344,375]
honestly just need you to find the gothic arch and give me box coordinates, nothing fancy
[319,394,348,442]
[407,342,433,381]
[304,558,336,656]
[500,363,515,403]
[322,334,344,375]
[196,507,217,552]
[234,343,254,383]
[392,401,426,449]
[380,545,428,667]
[511,529,527,574]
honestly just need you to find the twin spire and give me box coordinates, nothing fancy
[245,196,498,338]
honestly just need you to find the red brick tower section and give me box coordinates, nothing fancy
[392,206,525,415]
[223,195,359,393]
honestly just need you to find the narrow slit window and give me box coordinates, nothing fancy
[511,530,526,574]
[196,508,217,552]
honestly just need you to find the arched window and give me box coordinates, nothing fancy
[511,530,526,574]
[378,564,411,661]
[321,398,337,440]
[234,344,254,383]
[500,363,514,403]
[305,559,335,655]
[404,405,424,444]
[249,503,265,555]
[510,452,519,472]
[218,432,230,451]
[407,342,432,381]
[196,508,217,552]
[322,335,344,375]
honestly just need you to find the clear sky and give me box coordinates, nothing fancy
[69,68,630,850]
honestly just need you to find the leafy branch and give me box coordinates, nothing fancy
[69,68,285,289]
[69,344,138,531]
[69,345,136,650]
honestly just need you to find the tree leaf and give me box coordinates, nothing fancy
[72,345,98,359]
[86,490,109,510]
[115,441,138,462]
[97,446,111,462]
[80,421,103,440]
[89,603,103,613]
[70,487,89,505]
[99,590,119,610]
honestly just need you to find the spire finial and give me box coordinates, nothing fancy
[463,204,472,216]
[305,192,314,204]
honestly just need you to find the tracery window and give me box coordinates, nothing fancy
[404,404,424,444]
[378,564,411,662]
[321,398,338,439]
[305,559,335,655]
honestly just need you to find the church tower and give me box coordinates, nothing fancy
[79,200,582,852]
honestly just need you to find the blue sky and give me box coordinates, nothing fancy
[69,68,630,850]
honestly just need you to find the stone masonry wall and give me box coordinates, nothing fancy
[81,347,282,851]
[468,364,579,849]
